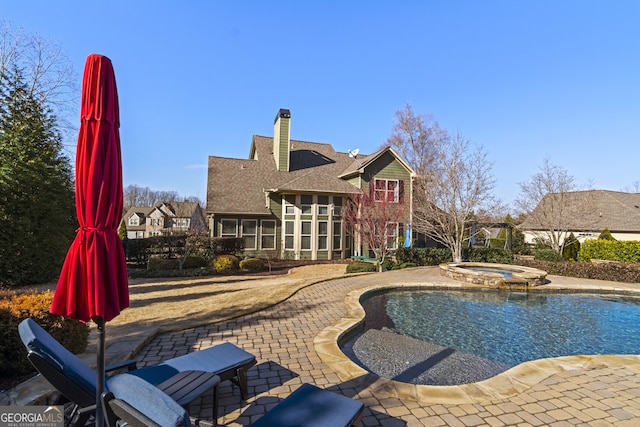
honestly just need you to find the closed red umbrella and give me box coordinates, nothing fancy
[51,54,129,427]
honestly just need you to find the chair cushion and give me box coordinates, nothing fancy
[107,373,191,427]
[129,342,254,386]
[249,383,365,427]
[160,342,255,373]
[18,318,97,394]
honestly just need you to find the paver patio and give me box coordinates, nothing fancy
[133,268,640,426]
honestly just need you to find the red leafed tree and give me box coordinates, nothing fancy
[343,181,407,272]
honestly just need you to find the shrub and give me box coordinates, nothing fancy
[598,228,616,241]
[346,262,377,273]
[578,239,640,263]
[147,257,180,271]
[239,258,266,271]
[182,256,208,269]
[0,290,89,378]
[212,254,240,272]
[465,248,513,264]
[381,259,396,271]
[212,237,244,256]
[398,262,417,269]
[562,233,580,261]
[534,248,564,262]
[513,258,640,283]
[395,247,452,266]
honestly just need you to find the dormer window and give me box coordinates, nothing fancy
[128,216,139,226]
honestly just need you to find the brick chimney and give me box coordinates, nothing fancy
[273,109,291,171]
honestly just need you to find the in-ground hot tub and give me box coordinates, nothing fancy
[440,262,547,288]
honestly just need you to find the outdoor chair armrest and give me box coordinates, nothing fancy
[106,359,138,373]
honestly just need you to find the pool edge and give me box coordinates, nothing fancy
[313,281,640,405]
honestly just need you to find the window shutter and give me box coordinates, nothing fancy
[399,180,405,204]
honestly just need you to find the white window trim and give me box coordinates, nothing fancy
[241,219,258,250]
[374,178,400,203]
[260,220,277,250]
[220,218,238,237]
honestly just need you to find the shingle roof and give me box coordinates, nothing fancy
[519,190,640,232]
[207,136,363,215]
[338,145,415,178]
[164,201,201,218]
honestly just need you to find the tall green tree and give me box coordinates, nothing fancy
[0,67,76,286]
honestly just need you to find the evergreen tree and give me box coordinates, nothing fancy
[0,67,76,286]
[598,228,616,241]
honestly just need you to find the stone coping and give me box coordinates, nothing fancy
[439,262,548,287]
[314,282,640,405]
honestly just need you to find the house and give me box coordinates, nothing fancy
[123,201,208,239]
[518,190,640,244]
[206,109,415,260]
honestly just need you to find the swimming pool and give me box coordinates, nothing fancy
[344,289,640,384]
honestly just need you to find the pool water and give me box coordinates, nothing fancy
[463,267,514,280]
[358,290,640,367]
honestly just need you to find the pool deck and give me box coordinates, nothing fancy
[6,266,640,426]
[135,267,640,426]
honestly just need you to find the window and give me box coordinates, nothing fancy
[374,178,399,203]
[174,218,189,227]
[333,221,342,250]
[318,196,329,215]
[128,216,139,226]
[301,221,312,250]
[241,220,257,249]
[301,195,313,215]
[261,220,276,249]
[150,218,159,226]
[386,222,399,250]
[284,195,296,216]
[333,197,343,217]
[221,219,238,237]
[284,220,295,249]
[318,221,328,250]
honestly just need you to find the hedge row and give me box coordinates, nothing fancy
[513,258,640,283]
[123,236,244,267]
[578,240,640,263]
[395,247,513,265]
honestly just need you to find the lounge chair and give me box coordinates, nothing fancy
[102,373,365,427]
[18,318,256,427]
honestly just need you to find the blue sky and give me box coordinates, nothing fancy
[4,1,639,208]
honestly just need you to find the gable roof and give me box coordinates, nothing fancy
[339,145,415,179]
[519,190,640,233]
[123,206,153,220]
[161,201,201,218]
[207,136,364,215]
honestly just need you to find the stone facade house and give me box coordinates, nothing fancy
[206,109,415,260]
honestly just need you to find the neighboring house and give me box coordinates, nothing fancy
[206,109,415,260]
[123,201,208,239]
[124,207,153,239]
[519,190,640,244]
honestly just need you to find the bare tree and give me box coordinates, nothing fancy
[123,185,182,209]
[516,158,591,253]
[343,182,407,272]
[0,21,77,137]
[412,132,498,262]
[386,103,448,177]
[622,180,640,193]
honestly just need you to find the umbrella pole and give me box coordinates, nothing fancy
[96,317,106,427]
